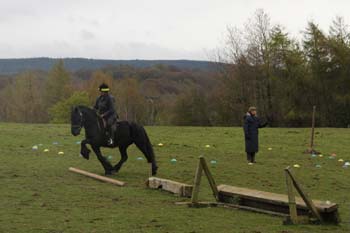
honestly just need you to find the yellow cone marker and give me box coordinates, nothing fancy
[205,145,211,148]
[268,147,272,151]
[293,164,300,168]
[158,143,164,147]
[43,149,49,152]
[338,159,344,162]
[58,151,64,155]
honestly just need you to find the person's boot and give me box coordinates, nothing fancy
[246,153,251,162]
[251,153,256,163]
[107,124,116,146]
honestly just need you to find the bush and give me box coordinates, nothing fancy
[49,92,91,123]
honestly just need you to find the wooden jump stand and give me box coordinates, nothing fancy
[304,106,321,154]
[177,156,339,225]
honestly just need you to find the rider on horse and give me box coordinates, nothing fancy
[94,83,118,146]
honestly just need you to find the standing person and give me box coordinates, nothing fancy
[94,83,118,146]
[243,106,268,164]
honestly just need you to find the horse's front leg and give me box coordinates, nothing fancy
[80,139,91,160]
[114,146,129,173]
[91,145,114,175]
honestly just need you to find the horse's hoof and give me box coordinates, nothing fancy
[80,152,89,160]
[152,167,158,176]
[105,170,116,176]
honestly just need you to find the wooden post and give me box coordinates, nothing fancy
[69,167,126,186]
[285,168,323,222]
[191,158,203,204]
[200,156,219,201]
[285,167,298,224]
[310,105,316,152]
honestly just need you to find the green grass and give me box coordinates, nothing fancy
[0,123,349,233]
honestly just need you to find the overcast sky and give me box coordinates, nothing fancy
[0,0,349,60]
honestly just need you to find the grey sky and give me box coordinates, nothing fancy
[0,0,349,60]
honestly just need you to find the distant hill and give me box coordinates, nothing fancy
[0,57,215,75]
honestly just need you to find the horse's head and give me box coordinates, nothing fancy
[71,106,84,136]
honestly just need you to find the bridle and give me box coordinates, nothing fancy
[72,107,84,132]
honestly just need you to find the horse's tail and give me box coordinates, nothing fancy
[132,123,155,164]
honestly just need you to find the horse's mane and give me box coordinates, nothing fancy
[76,105,98,118]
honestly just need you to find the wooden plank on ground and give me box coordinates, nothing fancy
[69,167,126,186]
[217,184,337,213]
[147,177,193,197]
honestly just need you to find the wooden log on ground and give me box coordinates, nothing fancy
[217,184,339,224]
[147,177,193,197]
[69,167,126,186]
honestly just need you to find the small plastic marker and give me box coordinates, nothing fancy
[158,143,164,147]
[311,154,317,158]
[344,162,350,166]
[293,164,300,168]
[205,145,211,148]
[137,157,143,160]
[32,145,38,150]
[315,164,322,168]
[319,154,324,158]
[268,148,272,151]
[58,151,64,155]
[107,155,113,160]
[76,141,81,145]
[248,162,253,165]
[43,149,49,152]
[170,158,177,163]
[210,160,217,164]
[338,159,344,162]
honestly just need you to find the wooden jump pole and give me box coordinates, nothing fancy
[69,167,126,186]
[310,105,316,152]
[191,158,203,204]
[199,156,219,201]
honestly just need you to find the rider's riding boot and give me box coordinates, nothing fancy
[107,125,116,146]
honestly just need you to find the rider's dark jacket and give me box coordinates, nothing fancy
[94,94,117,121]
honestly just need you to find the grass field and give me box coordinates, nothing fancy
[1,123,350,233]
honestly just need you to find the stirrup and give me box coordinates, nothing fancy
[107,138,114,146]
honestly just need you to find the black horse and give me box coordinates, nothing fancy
[70,105,158,176]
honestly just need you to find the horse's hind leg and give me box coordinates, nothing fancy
[91,145,114,175]
[134,140,158,176]
[114,146,128,173]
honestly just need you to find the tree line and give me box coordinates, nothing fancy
[0,10,349,127]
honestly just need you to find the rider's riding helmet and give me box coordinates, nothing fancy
[99,83,110,92]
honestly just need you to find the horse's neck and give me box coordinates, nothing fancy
[81,108,101,138]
